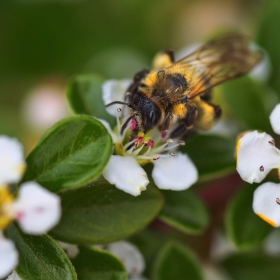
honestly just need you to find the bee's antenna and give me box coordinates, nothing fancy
[105,101,132,108]
[120,115,135,135]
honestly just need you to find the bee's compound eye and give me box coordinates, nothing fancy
[149,110,157,124]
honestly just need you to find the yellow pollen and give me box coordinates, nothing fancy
[138,131,145,138]
[235,139,242,166]
[0,186,14,230]
[19,163,26,175]
[257,213,277,227]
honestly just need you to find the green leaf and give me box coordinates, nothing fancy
[153,242,204,280]
[22,116,112,192]
[159,189,209,234]
[66,75,115,125]
[181,134,236,181]
[221,253,280,280]
[257,1,280,97]
[50,180,164,244]
[220,77,272,133]
[5,224,77,280]
[225,184,272,250]
[72,247,126,280]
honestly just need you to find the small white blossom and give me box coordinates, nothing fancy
[22,84,70,132]
[253,182,280,227]
[263,229,280,255]
[269,103,280,135]
[56,241,79,258]
[107,241,145,276]
[6,270,22,280]
[12,182,61,234]
[0,136,61,276]
[0,235,18,278]
[236,131,280,183]
[0,136,25,185]
[101,80,198,196]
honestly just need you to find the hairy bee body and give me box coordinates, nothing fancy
[107,33,262,137]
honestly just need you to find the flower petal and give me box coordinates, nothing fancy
[270,103,280,135]
[0,236,18,278]
[249,47,271,83]
[57,241,79,259]
[98,118,119,143]
[0,136,25,185]
[152,152,198,190]
[107,241,145,276]
[13,182,61,234]
[102,79,132,117]
[253,182,280,227]
[236,131,280,183]
[6,270,22,280]
[103,155,149,196]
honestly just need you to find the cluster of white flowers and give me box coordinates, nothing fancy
[0,136,61,278]
[236,104,280,227]
[101,80,198,196]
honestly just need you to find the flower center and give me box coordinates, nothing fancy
[0,186,14,230]
[114,109,185,164]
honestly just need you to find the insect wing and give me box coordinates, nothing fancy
[172,33,262,99]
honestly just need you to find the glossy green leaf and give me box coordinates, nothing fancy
[181,134,236,181]
[225,184,272,250]
[153,242,204,280]
[159,189,209,234]
[66,75,115,125]
[221,253,280,280]
[50,180,164,244]
[5,224,77,280]
[22,116,112,192]
[220,77,272,133]
[258,1,280,97]
[72,247,126,280]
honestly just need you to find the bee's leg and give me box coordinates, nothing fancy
[170,105,197,138]
[200,89,212,102]
[159,112,173,132]
[126,69,150,96]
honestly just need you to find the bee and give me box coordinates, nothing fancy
[106,33,262,138]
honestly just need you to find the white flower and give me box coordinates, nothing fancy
[0,234,18,279]
[22,83,70,132]
[236,131,280,183]
[253,182,280,227]
[0,136,25,185]
[56,241,79,259]
[236,103,280,184]
[12,182,61,234]
[107,241,145,276]
[0,136,61,276]
[101,80,198,196]
[6,270,22,280]
[269,103,280,135]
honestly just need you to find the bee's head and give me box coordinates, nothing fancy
[105,92,161,134]
[128,92,161,133]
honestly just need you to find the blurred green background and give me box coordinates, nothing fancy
[0,0,265,145]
